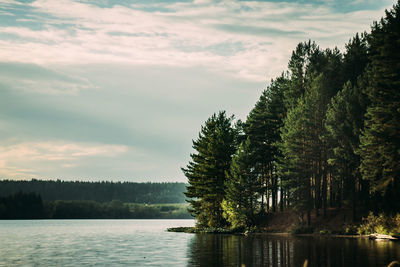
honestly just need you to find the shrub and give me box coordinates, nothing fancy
[357,212,400,235]
[342,224,358,235]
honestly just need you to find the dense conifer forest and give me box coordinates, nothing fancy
[183,1,400,231]
[0,180,190,219]
[0,179,186,203]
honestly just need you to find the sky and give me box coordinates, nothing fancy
[0,0,395,182]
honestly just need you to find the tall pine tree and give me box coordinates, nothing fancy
[244,75,288,212]
[183,111,238,227]
[360,1,400,212]
[223,138,260,229]
[325,34,370,219]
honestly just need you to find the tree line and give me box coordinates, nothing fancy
[0,179,186,203]
[184,1,400,229]
[0,191,192,219]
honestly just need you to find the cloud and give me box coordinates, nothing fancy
[213,24,305,36]
[0,141,128,178]
[0,0,395,181]
[0,0,393,81]
[0,63,262,181]
[0,141,128,161]
[0,62,94,95]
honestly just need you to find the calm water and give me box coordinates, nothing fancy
[1,220,400,266]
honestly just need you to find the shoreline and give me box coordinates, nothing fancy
[167,226,399,241]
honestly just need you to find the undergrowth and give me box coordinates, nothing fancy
[357,212,400,235]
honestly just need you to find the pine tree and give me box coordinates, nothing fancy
[281,43,344,220]
[343,33,369,86]
[223,139,259,229]
[183,111,238,227]
[326,80,369,219]
[280,96,314,225]
[284,41,324,110]
[324,33,370,219]
[310,48,343,217]
[244,75,288,212]
[360,1,400,212]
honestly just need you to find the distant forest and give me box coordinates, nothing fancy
[0,191,191,219]
[0,179,186,203]
[184,2,400,229]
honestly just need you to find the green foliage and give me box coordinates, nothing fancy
[223,139,259,229]
[359,1,400,206]
[245,75,288,213]
[342,224,358,235]
[187,2,400,229]
[127,203,192,219]
[0,179,187,204]
[322,30,370,219]
[343,33,369,86]
[357,212,400,235]
[47,201,191,219]
[168,226,241,234]
[280,97,313,214]
[186,2,400,228]
[0,191,192,219]
[183,111,238,228]
[285,40,323,110]
[280,43,345,221]
[0,192,44,219]
[325,79,368,215]
[167,227,197,233]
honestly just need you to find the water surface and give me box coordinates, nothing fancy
[187,233,400,266]
[0,220,194,266]
[1,220,400,266]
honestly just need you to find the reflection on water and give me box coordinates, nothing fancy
[1,220,399,266]
[0,219,195,266]
[187,233,400,267]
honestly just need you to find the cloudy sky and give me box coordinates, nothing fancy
[0,0,394,182]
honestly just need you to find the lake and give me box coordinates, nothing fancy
[0,220,399,266]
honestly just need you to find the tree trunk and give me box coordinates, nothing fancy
[322,153,327,218]
[266,185,270,213]
[352,175,357,222]
[271,166,276,212]
[280,179,284,212]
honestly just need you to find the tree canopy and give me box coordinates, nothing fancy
[183,111,238,227]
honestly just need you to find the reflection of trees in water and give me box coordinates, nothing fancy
[186,234,295,266]
[186,234,400,267]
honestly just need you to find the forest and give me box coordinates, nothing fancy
[0,191,191,219]
[0,180,190,219]
[183,2,400,232]
[0,179,186,203]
